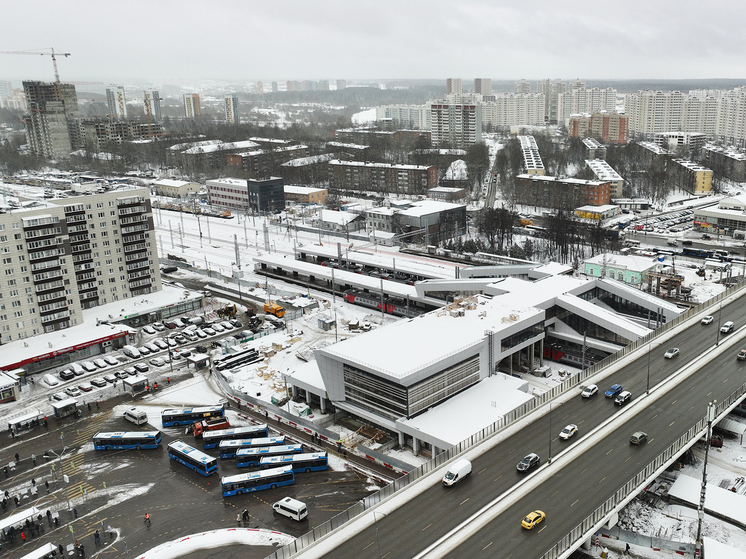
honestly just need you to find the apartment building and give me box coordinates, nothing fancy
[653,132,707,153]
[557,87,616,125]
[0,187,161,343]
[430,102,482,148]
[515,79,532,94]
[82,120,164,151]
[474,78,492,96]
[446,78,462,95]
[582,138,607,160]
[537,79,569,123]
[585,159,624,198]
[702,144,746,182]
[106,86,127,119]
[518,136,545,175]
[376,105,431,130]
[225,94,240,124]
[22,81,80,159]
[328,160,437,195]
[143,90,162,122]
[226,145,309,177]
[515,174,611,209]
[568,112,628,144]
[183,93,201,119]
[671,159,713,195]
[481,94,545,128]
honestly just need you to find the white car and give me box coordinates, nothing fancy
[701,315,714,325]
[143,326,156,335]
[65,386,82,397]
[559,424,578,440]
[153,339,168,350]
[82,361,97,372]
[149,357,165,367]
[104,356,119,366]
[153,322,166,331]
[42,374,60,387]
[664,347,680,359]
[581,384,598,398]
[93,359,108,369]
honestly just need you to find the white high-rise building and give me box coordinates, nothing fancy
[430,101,481,148]
[481,93,546,128]
[376,104,431,129]
[106,86,127,119]
[557,87,617,126]
[474,78,492,96]
[225,94,240,124]
[143,90,162,122]
[537,79,567,123]
[515,79,531,94]
[446,78,462,96]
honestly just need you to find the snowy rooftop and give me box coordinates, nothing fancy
[585,253,657,273]
[397,374,532,446]
[321,297,543,380]
[153,179,194,188]
[586,160,623,182]
[517,174,608,186]
[673,158,712,172]
[529,262,574,276]
[206,177,248,187]
[327,142,369,151]
[429,187,465,193]
[182,140,259,154]
[249,137,291,145]
[704,143,746,161]
[317,210,360,225]
[284,185,326,195]
[397,199,465,217]
[233,145,307,157]
[328,159,433,171]
[638,141,670,155]
[576,204,620,213]
[582,137,604,149]
[168,140,221,152]
[280,154,334,167]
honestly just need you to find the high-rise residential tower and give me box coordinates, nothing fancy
[225,94,240,124]
[143,90,162,122]
[446,78,462,96]
[183,93,200,119]
[22,80,80,159]
[106,86,127,119]
[474,78,492,96]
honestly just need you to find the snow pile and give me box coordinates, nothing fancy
[134,527,294,559]
[445,160,468,181]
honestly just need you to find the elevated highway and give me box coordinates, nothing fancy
[267,284,746,559]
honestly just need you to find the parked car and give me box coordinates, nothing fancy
[93,359,108,369]
[614,391,632,406]
[123,367,137,376]
[184,332,198,342]
[103,374,118,383]
[153,322,166,331]
[134,363,149,373]
[195,330,207,339]
[65,386,82,397]
[629,431,648,445]
[149,358,165,367]
[78,383,94,393]
[137,346,150,355]
[516,453,541,473]
[115,371,129,380]
[174,335,187,344]
[664,348,680,359]
[82,361,97,372]
[219,321,233,330]
[90,378,107,388]
[42,374,60,387]
[52,392,67,401]
[605,384,623,398]
[701,315,714,325]
[521,510,546,530]
[559,424,578,440]
[153,339,168,350]
[104,356,119,366]
[581,384,598,398]
[59,369,75,381]
[202,328,216,336]
[229,319,243,328]
[195,345,208,354]
[143,326,156,335]
[212,324,225,333]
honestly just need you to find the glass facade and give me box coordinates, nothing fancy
[501,323,543,352]
[343,355,480,421]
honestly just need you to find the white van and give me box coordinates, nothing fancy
[442,458,472,487]
[122,345,141,359]
[273,497,307,521]
[123,407,148,425]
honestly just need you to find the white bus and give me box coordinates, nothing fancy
[624,239,641,248]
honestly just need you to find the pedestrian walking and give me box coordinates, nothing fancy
[94,529,100,544]
[167,377,171,385]
[53,516,59,526]
[73,507,78,518]
[87,402,91,411]
[14,452,19,463]
[625,542,631,555]
[43,416,48,428]
[236,512,241,524]
[46,509,52,523]
[59,544,64,555]
[4,490,8,499]
[45,481,49,493]
[3,466,7,477]
[242,509,249,522]
[31,454,36,465]
[80,543,85,557]
[31,478,36,487]
[95,401,99,409]
[20,531,26,542]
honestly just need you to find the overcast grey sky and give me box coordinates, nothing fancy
[2,0,744,84]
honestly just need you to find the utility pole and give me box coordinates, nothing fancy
[695,400,717,558]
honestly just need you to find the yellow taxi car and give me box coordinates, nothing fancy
[521,510,546,529]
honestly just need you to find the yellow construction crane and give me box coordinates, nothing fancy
[0,48,71,83]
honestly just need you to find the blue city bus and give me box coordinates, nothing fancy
[202,424,269,450]
[167,440,219,476]
[221,466,294,497]
[161,406,224,427]
[237,444,304,468]
[259,452,328,473]
[218,436,285,459]
[93,431,162,450]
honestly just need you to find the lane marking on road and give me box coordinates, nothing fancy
[571,499,579,507]
[539,525,547,533]
[671,400,678,405]
[364,542,374,551]
[669,421,675,427]
[460,498,469,506]
[625,457,632,462]
[483,542,493,551]
[422,523,432,532]
[606,448,613,455]
[477,468,486,475]
[652,414,658,420]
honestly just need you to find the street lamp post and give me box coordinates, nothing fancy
[548,403,553,464]
[372,511,386,559]
[716,301,723,346]
[646,337,652,394]
[695,400,717,557]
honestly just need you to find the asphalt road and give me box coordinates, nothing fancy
[316,294,746,559]
[0,377,379,559]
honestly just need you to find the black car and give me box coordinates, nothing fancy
[58,369,75,381]
[229,319,243,328]
[195,345,208,354]
[516,453,541,473]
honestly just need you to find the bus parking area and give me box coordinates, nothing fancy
[0,374,385,559]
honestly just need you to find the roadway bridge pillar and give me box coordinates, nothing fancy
[398,431,405,448]
[413,436,420,456]
[320,398,327,413]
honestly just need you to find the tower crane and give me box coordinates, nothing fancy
[0,48,71,83]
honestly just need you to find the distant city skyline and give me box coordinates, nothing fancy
[2,0,745,83]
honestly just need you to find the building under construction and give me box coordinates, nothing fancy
[22,80,80,159]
